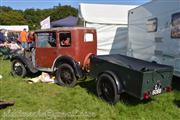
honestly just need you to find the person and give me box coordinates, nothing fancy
[0,40,22,50]
[9,40,22,52]
[0,40,8,47]
[0,41,11,59]
[60,37,70,46]
[0,29,4,43]
[27,31,35,49]
[4,30,8,41]
[19,28,28,49]
[63,37,71,46]
[0,40,23,59]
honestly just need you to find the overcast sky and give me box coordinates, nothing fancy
[0,0,150,10]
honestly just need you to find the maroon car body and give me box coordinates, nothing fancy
[35,27,97,68]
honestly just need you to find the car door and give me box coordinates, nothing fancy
[35,32,57,68]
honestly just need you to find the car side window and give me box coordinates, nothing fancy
[84,33,94,42]
[59,32,71,47]
[36,32,56,48]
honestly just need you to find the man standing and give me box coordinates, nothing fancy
[20,28,27,48]
[0,29,4,43]
[27,31,35,48]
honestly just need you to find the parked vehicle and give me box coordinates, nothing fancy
[11,27,97,87]
[11,27,173,104]
[128,0,180,77]
[90,54,173,104]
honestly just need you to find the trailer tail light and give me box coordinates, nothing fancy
[165,86,172,92]
[144,91,150,100]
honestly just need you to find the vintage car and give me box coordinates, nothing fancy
[11,27,97,87]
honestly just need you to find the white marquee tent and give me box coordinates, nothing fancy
[0,25,29,31]
[79,3,137,55]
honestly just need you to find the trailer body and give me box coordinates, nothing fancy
[90,54,173,102]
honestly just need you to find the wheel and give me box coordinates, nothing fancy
[11,60,27,77]
[56,63,77,87]
[96,73,120,104]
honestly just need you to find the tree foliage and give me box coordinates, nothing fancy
[0,5,78,30]
[0,11,26,25]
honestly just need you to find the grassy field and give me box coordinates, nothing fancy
[0,59,180,120]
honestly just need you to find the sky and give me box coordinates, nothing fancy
[0,0,150,10]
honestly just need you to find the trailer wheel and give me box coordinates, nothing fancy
[96,73,120,104]
[56,63,77,87]
[11,60,27,77]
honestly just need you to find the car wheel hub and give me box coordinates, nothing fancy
[14,63,23,75]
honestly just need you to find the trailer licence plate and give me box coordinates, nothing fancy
[152,89,162,95]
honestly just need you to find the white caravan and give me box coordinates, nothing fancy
[128,0,180,77]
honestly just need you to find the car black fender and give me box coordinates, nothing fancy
[11,55,38,73]
[53,55,83,78]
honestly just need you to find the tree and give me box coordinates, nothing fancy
[0,5,78,30]
[0,10,26,25]
[51,5,78,21]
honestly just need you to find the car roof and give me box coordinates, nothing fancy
[35,27,96,32]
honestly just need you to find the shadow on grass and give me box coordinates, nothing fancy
[26,71,42,78]
[9,69,42,79]
[78,77,152,106]
[174,100,180,108]
[119,93,153,106]
[172,76,180,108]
[0,101,15,109]
[78,77,97,95]
[172,76,180,91]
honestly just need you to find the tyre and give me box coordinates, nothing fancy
[56,63,77,87]
[11,60,27,77]
[96,73,120,104]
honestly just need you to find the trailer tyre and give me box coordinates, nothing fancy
[96,73,120,104]
[11,60,27,77]
[56,63,77,87]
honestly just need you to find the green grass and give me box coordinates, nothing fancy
[0,59,180,120]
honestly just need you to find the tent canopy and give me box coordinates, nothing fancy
[79,3,137,55]
[51,16,78,27]
[0,25,29,31]
[79,3,137,24]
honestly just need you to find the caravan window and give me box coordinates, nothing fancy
[147,18,157,32]
[171,12,180,38]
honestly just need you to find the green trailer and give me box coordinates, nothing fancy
[90,54,173,104]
